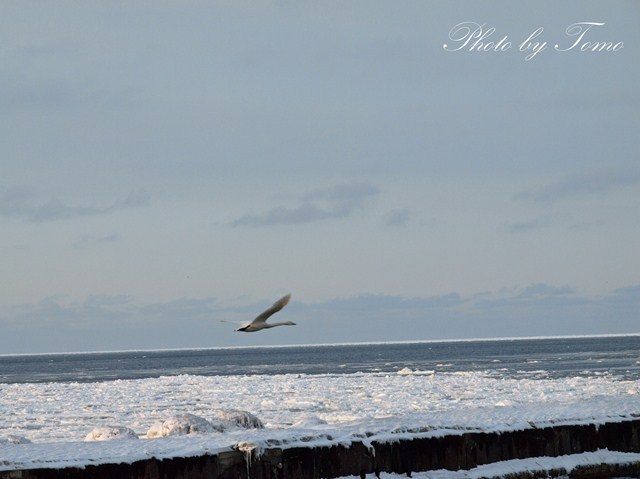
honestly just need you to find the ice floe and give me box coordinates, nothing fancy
[0,370,639,471]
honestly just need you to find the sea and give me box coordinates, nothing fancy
[2,334,639,384]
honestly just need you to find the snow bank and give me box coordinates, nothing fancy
[334,450,640,478]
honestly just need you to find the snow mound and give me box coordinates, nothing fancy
[146,413,221,438]
[0,435,32,445]
[85,426,139,441]
[214,409,264,429]
[291,415,328,428]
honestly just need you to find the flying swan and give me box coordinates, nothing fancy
[235,294,295,332]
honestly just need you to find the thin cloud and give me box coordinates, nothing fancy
[3,295,214,327]
[139,297,218,320]
[473,283,582,311]
[318,292,466,311]
[516,283,575,299]
[301,183,379,203]
[385,208,411,226]
[0,78,76,113]
[231,183,379,227]
[515,169,640,203]
[0,187,147,222]
[73,234,121,250]
[607,285,640,307]
[568,219,606,231]
[3,295,133,327]
[506,216,551,233]
[0,71,146,115]
[232,203,336,226]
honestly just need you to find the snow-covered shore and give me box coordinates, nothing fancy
[1,370,639,471]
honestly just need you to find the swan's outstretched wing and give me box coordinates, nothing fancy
[250,293,291,326]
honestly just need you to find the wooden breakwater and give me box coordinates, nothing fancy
[2,419,640,479]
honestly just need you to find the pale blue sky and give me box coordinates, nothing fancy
[1,2,639,353]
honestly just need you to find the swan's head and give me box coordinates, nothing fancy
[283,321,296,326]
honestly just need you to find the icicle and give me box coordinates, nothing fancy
[235,441,263,478]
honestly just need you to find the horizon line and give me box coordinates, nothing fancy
[1,332,639,358]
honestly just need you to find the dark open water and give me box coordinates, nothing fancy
[1,335,639,384]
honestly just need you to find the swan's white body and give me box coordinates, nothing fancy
[235,294,294,332]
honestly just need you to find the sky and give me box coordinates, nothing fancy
[1,1,639,354]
